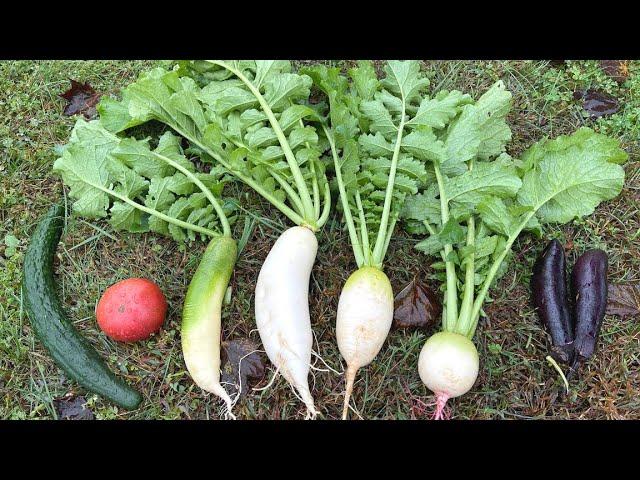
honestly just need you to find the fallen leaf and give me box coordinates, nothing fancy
[600,60,629,83]
[393,277,441,329]
[574,89,619,118]
[3,234,19,258]
[221,338,265,397]
[606,283,640,317]
[53,396,94,420]
[60,80,101,118]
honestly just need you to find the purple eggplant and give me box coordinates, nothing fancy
[571,249,608,361]
[531,239,575,364]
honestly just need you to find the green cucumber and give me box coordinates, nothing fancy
[22,203,142,410]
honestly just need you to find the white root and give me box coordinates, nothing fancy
[310,350,343,375]
[252,365,281,392]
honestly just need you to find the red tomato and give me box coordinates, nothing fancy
[96,278,167,342]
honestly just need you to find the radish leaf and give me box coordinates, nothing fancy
[53,119,233,241]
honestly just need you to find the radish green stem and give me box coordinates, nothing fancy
[310,159,320,220]
[467,211,536,336]
[88,181,218,237]
[456,216,475,337]
[434,162,458,331]
[422,221,447,263]
[423,220,437,236]
[371,86,404,267]
[355,191,371,266]
[208,60,316,225]
[151,151,231,237]
[170,125,308,228]
[381,213,398,268]
[224,136,306,220]
[269,169,306,217]
[456,159,477,337]
[325,125,364,267]
[317,180,331,228]
[301,118,321,220]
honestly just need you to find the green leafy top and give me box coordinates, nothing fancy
[98,61,330,231]
[398,79,627,338]
[53,118,235,242]
[306,60,445,269]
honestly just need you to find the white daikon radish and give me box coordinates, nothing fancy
[306,60,429,418]
[255,226,319,419]
[336,267,394,419]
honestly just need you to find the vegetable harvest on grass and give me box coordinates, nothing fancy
[28,59,631,420]
[97,61,331,418]
[399,82,627,418]
[306,61,432,419]
[53,119,242,417]
[22,203,143,410]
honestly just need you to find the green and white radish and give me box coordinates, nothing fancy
[398,80,627,418]
[182,235,237,417]
[54,119,241,417]
[306,61,429,419]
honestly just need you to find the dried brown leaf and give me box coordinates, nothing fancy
[574,89,619,118]
[600,60,629,83]
[606,283,640,317]
[60,79,101,118]
[53,395,94,420]
[393,277,441,329]
[221,338,265,397]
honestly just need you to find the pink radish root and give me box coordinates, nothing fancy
[432,392,451,420]
[402,383,452,420]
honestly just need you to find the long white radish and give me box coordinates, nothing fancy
[254,226,318,419]
[417,331,479,419]
[336,266,394,419]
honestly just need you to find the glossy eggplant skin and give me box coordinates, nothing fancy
[532,240,575,364]
[572,249,608,361]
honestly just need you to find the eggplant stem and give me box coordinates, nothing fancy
[545,355,570,394]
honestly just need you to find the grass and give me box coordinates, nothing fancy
[1,60,638,420]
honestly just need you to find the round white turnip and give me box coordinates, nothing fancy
[418,331,479,419]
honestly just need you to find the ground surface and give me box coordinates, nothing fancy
[1,60,638,420]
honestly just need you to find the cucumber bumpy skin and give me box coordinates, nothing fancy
[22,203,142,410]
